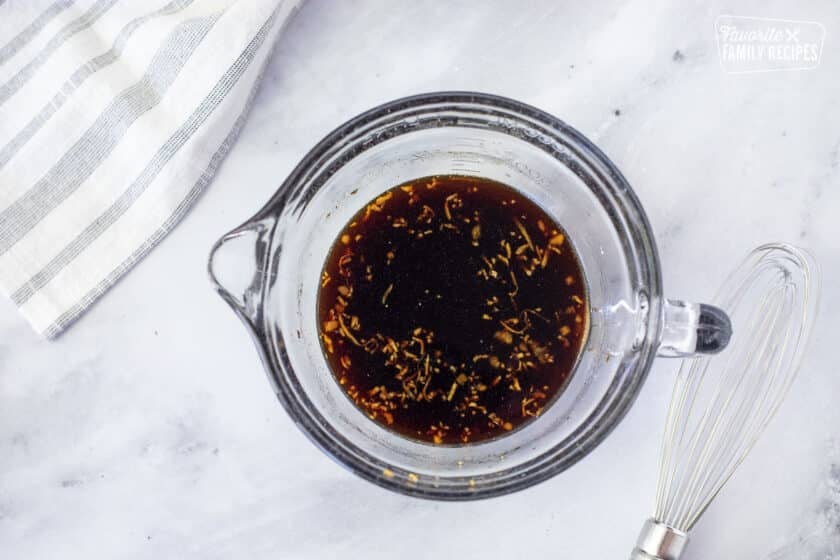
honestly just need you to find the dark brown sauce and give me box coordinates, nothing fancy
[318,175,588,444]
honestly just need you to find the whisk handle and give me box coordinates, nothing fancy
[629,519,688,560]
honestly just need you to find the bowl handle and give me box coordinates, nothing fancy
[657,299,732,357]
[207,217,275,330]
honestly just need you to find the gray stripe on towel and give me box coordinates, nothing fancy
[0,0,119,105]
[41,8,282,337]
[0,12,220,255]
[0,0,195,170]
[0,1,75,66]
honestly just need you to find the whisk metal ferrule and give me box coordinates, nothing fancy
[630,518,688,560]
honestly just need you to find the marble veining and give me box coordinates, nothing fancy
[1,1,839,558]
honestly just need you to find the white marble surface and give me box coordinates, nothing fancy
[2,1,839,558]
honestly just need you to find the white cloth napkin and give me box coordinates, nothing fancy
[0,0,300,337]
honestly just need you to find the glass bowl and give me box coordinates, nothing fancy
[208,92,730,500]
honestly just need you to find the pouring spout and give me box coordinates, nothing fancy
[207,217,275,331]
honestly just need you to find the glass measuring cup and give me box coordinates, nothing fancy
[208,92,731,499]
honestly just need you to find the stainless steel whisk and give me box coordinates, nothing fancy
[631,243,820,560]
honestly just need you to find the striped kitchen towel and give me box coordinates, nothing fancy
[0,0,301,338]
